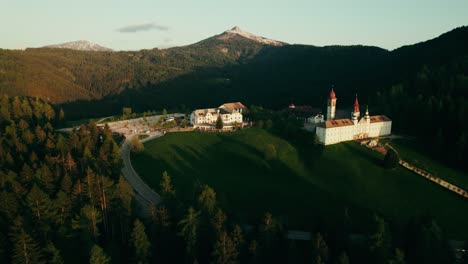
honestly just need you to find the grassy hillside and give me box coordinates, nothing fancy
[132,128,468,238]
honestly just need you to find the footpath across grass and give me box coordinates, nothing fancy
[388,139,468,191]
[132,128,468,238]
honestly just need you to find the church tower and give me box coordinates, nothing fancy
[326,87,337,120]
[351,94,360,125]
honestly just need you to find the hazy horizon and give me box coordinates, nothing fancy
[1,0,467,51]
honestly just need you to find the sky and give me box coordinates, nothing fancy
[1,0,467,51]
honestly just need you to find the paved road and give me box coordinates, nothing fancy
[121,132,164,214]
[57,116,112,133]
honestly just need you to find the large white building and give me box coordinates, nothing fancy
[190,102,246,129]
[316,88,392,145]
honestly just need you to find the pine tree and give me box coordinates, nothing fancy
[231,225,245,257]
[20,164,34,185]
[178,207,201,260]
[114,176,133,243]
[55,191,72,226]
[151,205,171,231]
[12,96,23,119]
[10,218,44,264]
[160,171,175,196]
[26,185,52,222]
[60,173,73,193]
[45,243,64,264]
[369,215,392,264]
[383,149,399,169]
[64,152,77,174]
[216,115,224,130]
[311,233,329,263]
[39,164,55,193]
[212,231,238,264]
[115,176,132,217]
[89,245,111,264]
[212,209,227,234]
[73,205,102,241]
[21,99,33,119]
[35,125,46,143]
[198,185,217,215]
[131,219,151,264]
[43,104,55,120]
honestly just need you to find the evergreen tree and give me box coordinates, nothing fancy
[231,225,245,257]
[212,209,227,234]
[10,218,44,264]
[60,173,73,193]
[89,245,111,264]
[369,215,392,264]
[311,233,329,263]
[20,164,34,185]
[198,185,217,215]
[26,185,53,223]
[45,243,64,264]
[212,231,238,264]
[216,115,224,130]
[55,191,72,226]
[73,205,102,241]
[131,219,151,264]
[383,149,399,169]
[178,207,201,261]
[160,171,175,196]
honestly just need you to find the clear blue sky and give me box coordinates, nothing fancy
[1,0,467,51]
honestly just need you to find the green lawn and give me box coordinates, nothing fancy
[132,128,468,238]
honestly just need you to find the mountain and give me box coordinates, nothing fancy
[43,40,113,51]
[217,26,285,46]
[0,26,466,108]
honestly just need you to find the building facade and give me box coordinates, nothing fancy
[316,89,392,145]
[190,102,246,128]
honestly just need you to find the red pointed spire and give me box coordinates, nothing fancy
[329,87,336,99]
[354,94,360,113]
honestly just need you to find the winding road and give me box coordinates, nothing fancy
[121,132,164,213]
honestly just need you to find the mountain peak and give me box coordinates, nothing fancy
[229,26,243,32]
[43,40,113,51]
[220,26,285,46]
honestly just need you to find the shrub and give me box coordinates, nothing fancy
[383,149,399,169]
[130,136,144,153]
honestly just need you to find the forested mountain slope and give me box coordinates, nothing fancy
[0,26,467,168]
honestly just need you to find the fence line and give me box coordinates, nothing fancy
[399,160,468,198]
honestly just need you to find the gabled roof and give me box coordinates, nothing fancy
[220,102,246,111]
[369,115,391,123]
[321,118,354,128]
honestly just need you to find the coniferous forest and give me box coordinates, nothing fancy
[0,95,466,264]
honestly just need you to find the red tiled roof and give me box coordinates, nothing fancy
[354,96,360,113]
[221,102,246,110]
[369,115,391,123]
[322,118,354,128]
[330,88,336,99]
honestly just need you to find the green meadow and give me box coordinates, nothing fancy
[132,128,468,238]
